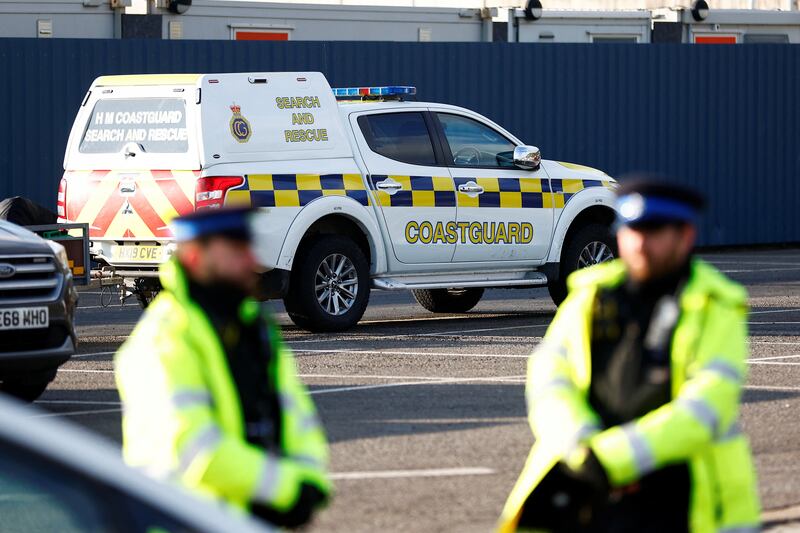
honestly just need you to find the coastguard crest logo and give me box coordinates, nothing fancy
[229,104,252,143]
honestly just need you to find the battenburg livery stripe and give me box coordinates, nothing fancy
[370,175,612,209]
[370,175,455,208]
[226,174,370,208]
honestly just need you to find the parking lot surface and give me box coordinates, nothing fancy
[37,248,800,532]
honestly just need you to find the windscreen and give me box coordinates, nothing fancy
[79,98,189,154]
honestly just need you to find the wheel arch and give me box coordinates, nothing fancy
[276,197,386,274]
[546,189,617,268]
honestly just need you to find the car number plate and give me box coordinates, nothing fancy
[0,307,49,331]
[111,245,163,263]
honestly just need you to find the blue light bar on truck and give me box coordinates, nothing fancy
[332,86,417,99]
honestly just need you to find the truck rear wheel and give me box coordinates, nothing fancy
[284,236,370,332]
[413,288,484,313]
[548,223,616,306]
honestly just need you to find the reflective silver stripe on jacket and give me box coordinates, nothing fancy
[679,397,720,437]
[527,377,574,408]
[534,341,568,360]
[702,359,742,383]
[719,525,760,533]
[171,390,214,410]
[254,456,281,504]
[622,423,656,477]
[298,414,321,433]
[177,424,222,474]
[563,422,601,458]
[294,454,324,470]
[718,420,743,442]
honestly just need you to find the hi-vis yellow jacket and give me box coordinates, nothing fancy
[498,259,760,533]
[115,258,330,515]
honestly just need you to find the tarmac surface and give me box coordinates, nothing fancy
[36,248,800,532]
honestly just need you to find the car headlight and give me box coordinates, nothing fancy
[46,240,70,271]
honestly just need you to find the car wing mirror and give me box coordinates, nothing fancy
[513,145,541,170]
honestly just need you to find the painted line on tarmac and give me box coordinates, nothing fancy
[330,467,495,481]
[710,261,800,267]
[302,373,525,383]
[748,354,800,362]
[751,341,800,346]
[285,323,547,344]
[745,385,800,392]
[32,408,122,418]
[58,369,114,374]
[294,348,530,359]
[721,267,800,274]
[310,375,524,395]
[36,400,121,406]
[357,313,548,326]
[749,309,800,315]
[78,305,137,310]
[72,351,116,358]
[748,321,800,325]
[310,380,454,395]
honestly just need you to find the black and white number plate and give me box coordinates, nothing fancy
[0,307,49,330]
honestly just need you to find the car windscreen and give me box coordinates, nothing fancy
[79,98,189,154]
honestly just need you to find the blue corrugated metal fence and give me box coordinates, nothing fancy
[0,39,797,246]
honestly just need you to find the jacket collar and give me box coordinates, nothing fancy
[158,257,261,323]
[567,258,747,310]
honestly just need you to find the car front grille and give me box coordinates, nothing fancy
[0,255,62,304]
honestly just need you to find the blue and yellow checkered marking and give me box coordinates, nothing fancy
[369,175,456,208]
[226,173,370,208]
[369,175,612,208]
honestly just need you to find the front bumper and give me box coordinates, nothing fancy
[0,275,78,377]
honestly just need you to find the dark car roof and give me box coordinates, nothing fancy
[0,220,52,256]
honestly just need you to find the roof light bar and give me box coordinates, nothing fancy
[332,86,417,99]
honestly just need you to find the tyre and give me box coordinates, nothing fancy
[284,236,370,332]
[412,288,485,313]
[1,374,53,402]
[548,223,617,306]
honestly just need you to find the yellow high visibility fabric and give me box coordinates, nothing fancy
[498,259,760,533]
[115,258,330,514]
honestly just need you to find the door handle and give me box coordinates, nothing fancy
[376,180,403,192]
[458,183,484,194]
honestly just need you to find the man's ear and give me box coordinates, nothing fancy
[176,242,203,274]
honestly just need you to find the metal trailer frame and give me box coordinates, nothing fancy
[24,223,90,286]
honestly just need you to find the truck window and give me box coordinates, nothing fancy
[437,113,517,169]
[358,112,436,166]
[79,98,189,154]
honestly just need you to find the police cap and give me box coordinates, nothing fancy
[615,176,705,229]
[171,207,256,243]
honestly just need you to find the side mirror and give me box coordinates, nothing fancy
[513,145,541,170]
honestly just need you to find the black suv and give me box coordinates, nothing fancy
[0,220,77,401]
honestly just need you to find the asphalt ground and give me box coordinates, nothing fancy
[34,248,800,532]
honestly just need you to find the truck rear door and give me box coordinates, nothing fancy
[61,80,200,250]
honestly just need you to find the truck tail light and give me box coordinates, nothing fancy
[57,178,68,220]
[195,176,245,210]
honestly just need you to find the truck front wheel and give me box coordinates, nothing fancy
[284,236,370,332]
[413,288,485,313]
[548,223,616,306]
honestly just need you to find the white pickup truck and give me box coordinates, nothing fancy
[60,72,618,331]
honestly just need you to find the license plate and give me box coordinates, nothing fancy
[0,307,49,331]
[111,245,163,263]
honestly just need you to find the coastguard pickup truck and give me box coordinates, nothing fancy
[60,72,617,331]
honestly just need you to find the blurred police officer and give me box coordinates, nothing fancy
[115,207,330,529]
[498,178,760,533]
